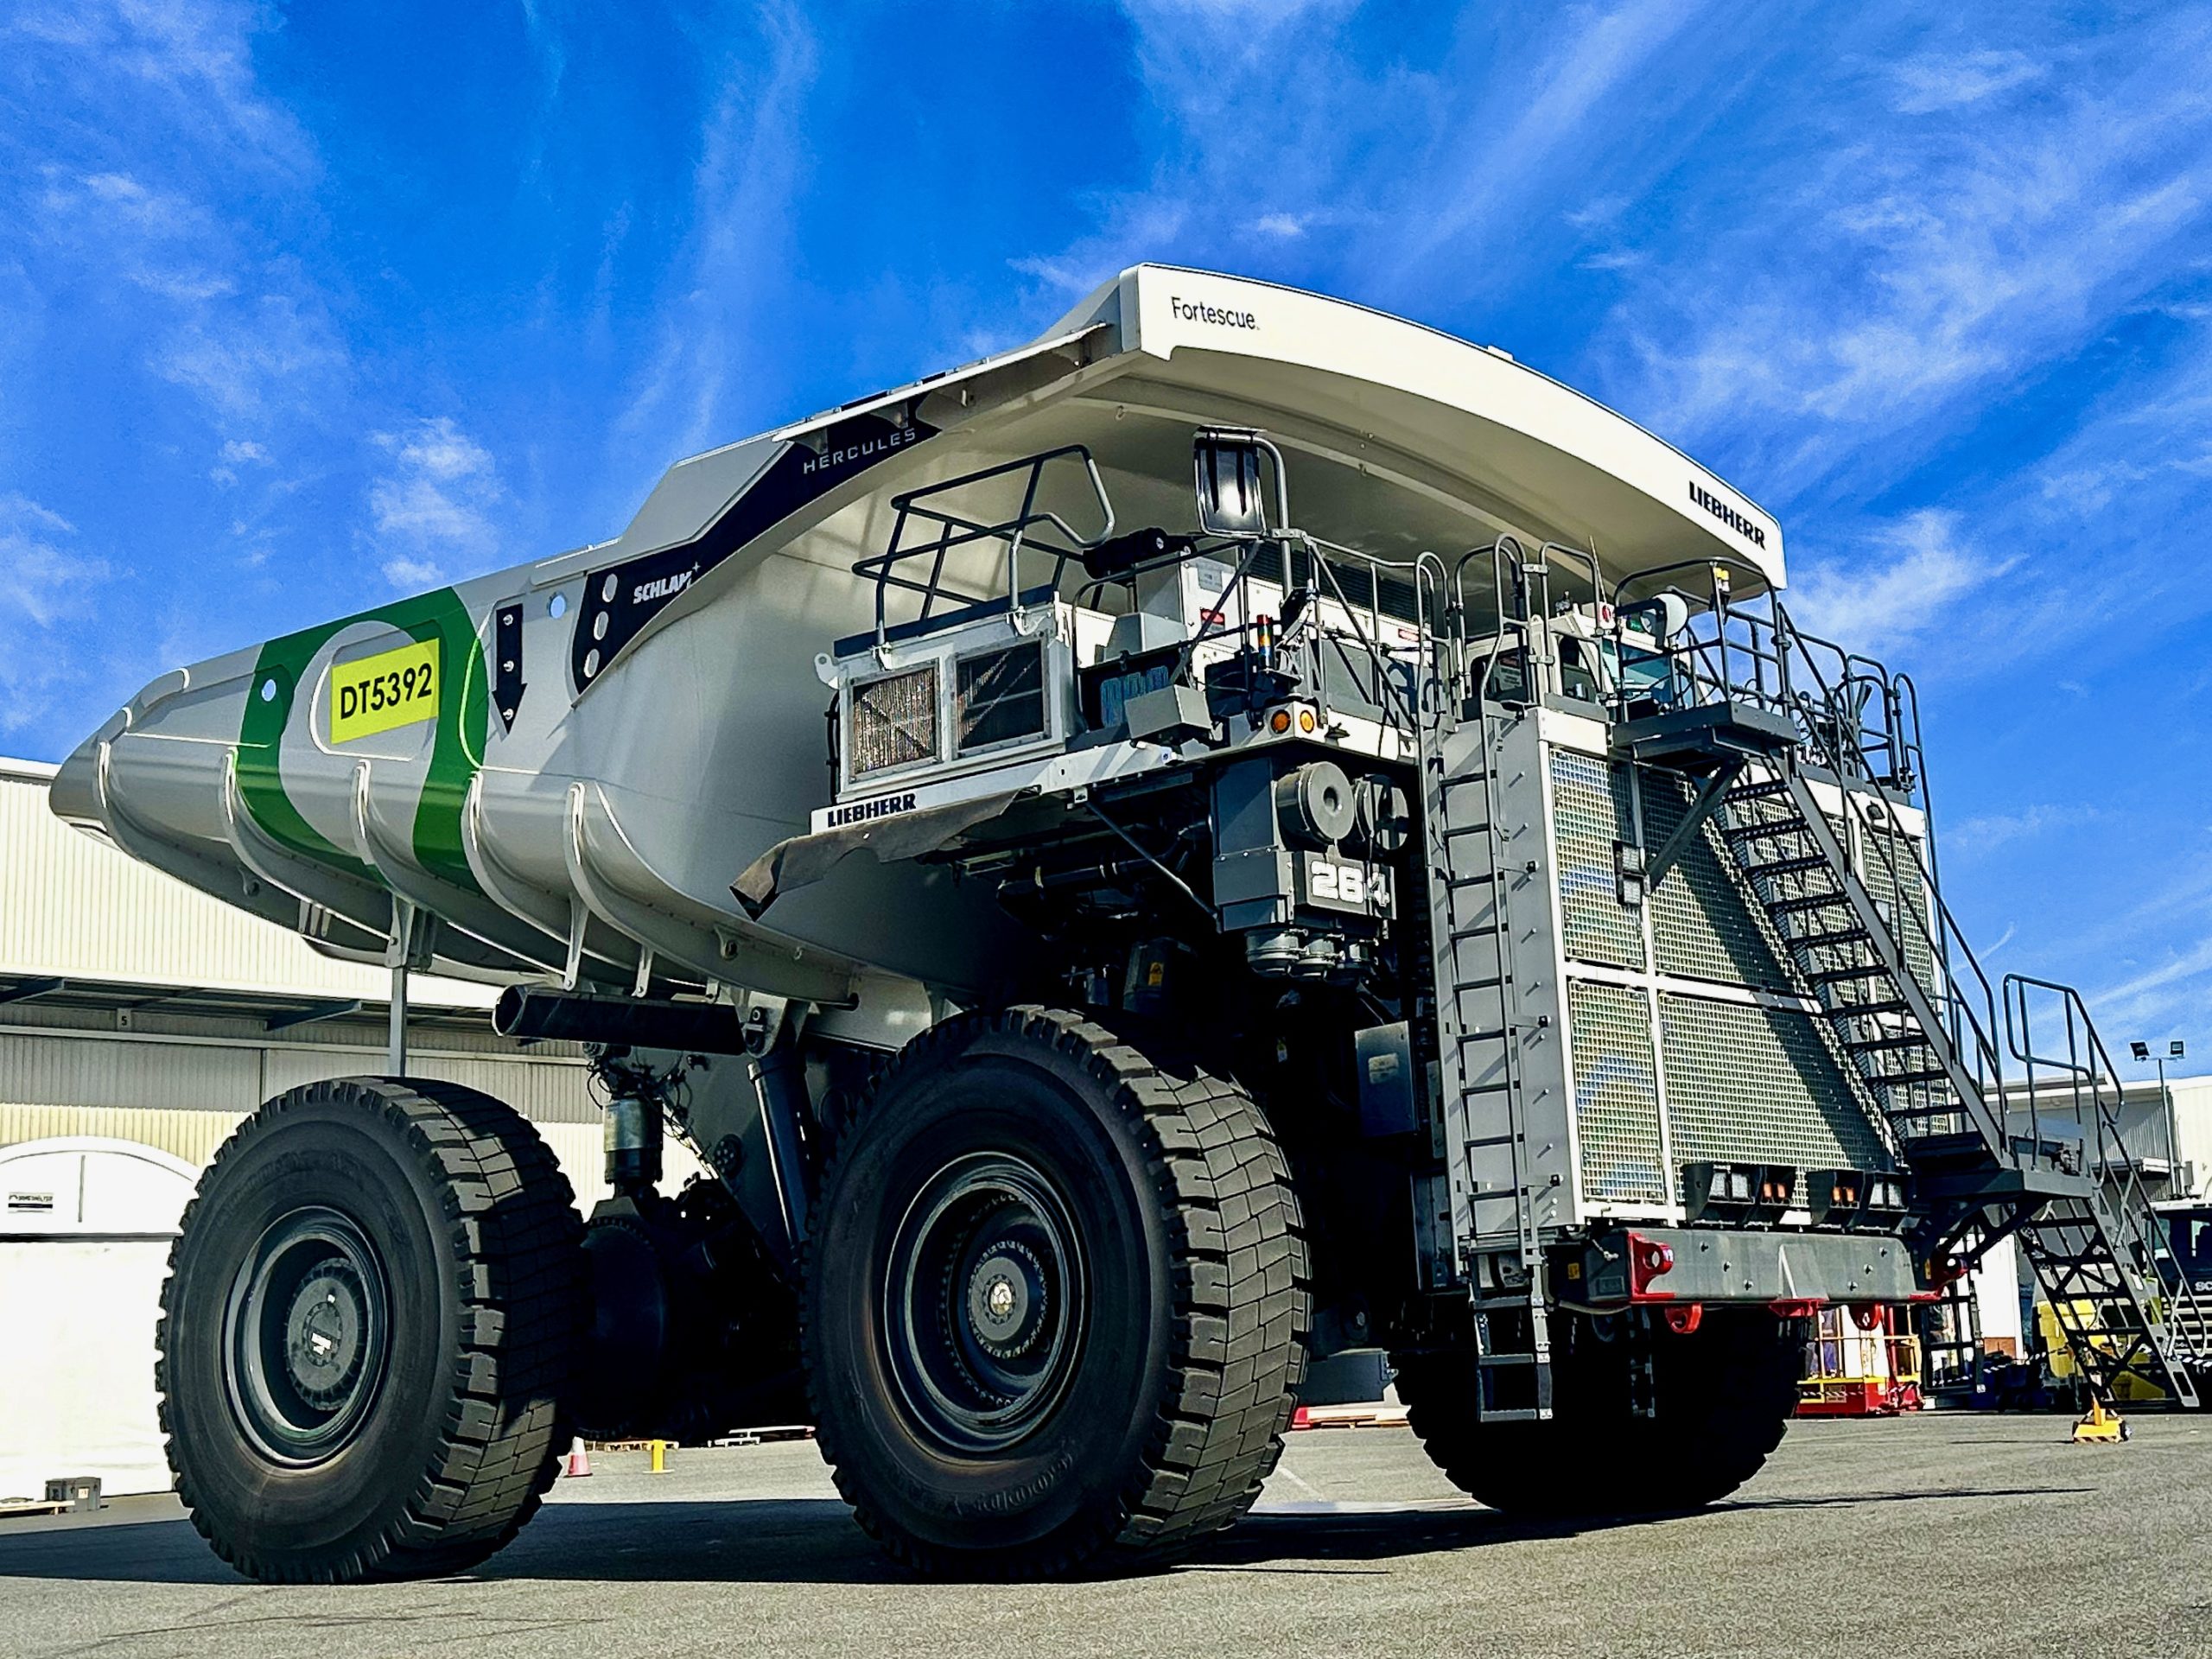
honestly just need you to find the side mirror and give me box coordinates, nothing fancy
[1192,429,1272,538]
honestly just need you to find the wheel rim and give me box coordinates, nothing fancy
[883,1152,1086,1454]
[220,1206,391,1465]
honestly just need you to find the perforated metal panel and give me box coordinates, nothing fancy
[1643,778,1795,991]
[1548,753,1646,970]
[1567,980,1665,1204]
[1659,992,1889,1174]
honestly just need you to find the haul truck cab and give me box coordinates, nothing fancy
[51,266,2205,1583]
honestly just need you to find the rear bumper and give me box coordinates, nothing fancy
[1576,1226,1921,1309]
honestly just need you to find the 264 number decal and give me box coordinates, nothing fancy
[328,639,441,745]
[1302,855,1392,915]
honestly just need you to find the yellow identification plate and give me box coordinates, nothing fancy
[329,639,441,744]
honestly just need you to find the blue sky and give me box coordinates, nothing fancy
[2,1,2207,1071]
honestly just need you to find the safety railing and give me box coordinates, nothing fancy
[850,446,1115,648]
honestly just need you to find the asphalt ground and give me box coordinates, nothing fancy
[1,1413,2206,1659]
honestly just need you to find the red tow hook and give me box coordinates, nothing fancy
[1625,1231,1676,1300]
[1662,1303,1704,1335]
[1768,1297,1823,1319]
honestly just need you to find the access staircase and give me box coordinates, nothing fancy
[1669,610,2207,1408]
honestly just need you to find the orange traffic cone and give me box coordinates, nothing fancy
[565,1437,593,1478]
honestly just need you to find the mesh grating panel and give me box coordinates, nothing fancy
[1549,752,1647,970]
[1659,992,1889,1176]
[1861,821,1936,995]
[1568,979,1666,1204]
[1645,777,1796,991]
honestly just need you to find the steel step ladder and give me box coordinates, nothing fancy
[1713,765,2203,1408]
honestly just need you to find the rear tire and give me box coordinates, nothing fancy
[1395,1308,1805,1516]
[158,1077,584,1583]
[804,1007,1310,1576]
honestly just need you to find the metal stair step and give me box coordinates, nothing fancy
[1824,999,1912,1019]
[1767,889,1851,916]
[1872,1067,1954,1086]
[1788,928,1873,950]
[1806,963,1891,986]
[1743,854,1834,878]
[1726,779,1794,802]
[1849,1032,1935,1052]
[1721,818,1808,842]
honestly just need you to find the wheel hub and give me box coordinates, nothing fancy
[966,1240,1049,1362]
[885,1154,1086,1454]
[282,1266,369,1408]
[221,1208,391,1465]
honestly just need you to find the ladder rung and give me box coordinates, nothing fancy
[1446,871,1497,890]
[1451,976,1505,994]
[1475,1353,1540,1367]
[1472,1408,1550,1422]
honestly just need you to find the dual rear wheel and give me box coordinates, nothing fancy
[1395,1308,1808,1517]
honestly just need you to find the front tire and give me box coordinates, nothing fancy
[805,1007,1310,1576]
[158,1077,584,1583]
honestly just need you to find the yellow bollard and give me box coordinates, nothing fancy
[649,1439,668,1473]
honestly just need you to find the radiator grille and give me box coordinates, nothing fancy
[849,664,939,777]
[956,642,1046,754]
[1567,979,1666,1204]
[1549,752,1647,970]
[1659,991,1888,1175]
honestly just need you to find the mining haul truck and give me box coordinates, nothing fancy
[51,266,2206,1582]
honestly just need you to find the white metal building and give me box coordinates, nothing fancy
[0,754,664,1499]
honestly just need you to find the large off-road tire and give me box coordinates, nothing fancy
[804,1007,1309,1577]
[1395,1307,1805,1516]
[157,1077,585,1583]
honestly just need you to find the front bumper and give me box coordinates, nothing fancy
[1576,1226,1921,1310]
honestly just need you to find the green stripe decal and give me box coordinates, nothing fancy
[236,588,488,894]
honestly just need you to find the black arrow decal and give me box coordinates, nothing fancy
[494,603,525,733]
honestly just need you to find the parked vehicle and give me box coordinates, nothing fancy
[53,265,2203,1583]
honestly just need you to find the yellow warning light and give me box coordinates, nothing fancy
[1269,709,1292,734]
[1298,709,1317,733]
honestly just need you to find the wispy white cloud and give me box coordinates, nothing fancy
[366,418,507,589]
[1943,803,2105,862]
[1784,509,2002,659]
[0,494,118,734]
[616,2,818,467]
[1603,20,2212,500]
[1891,48,2044,116]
